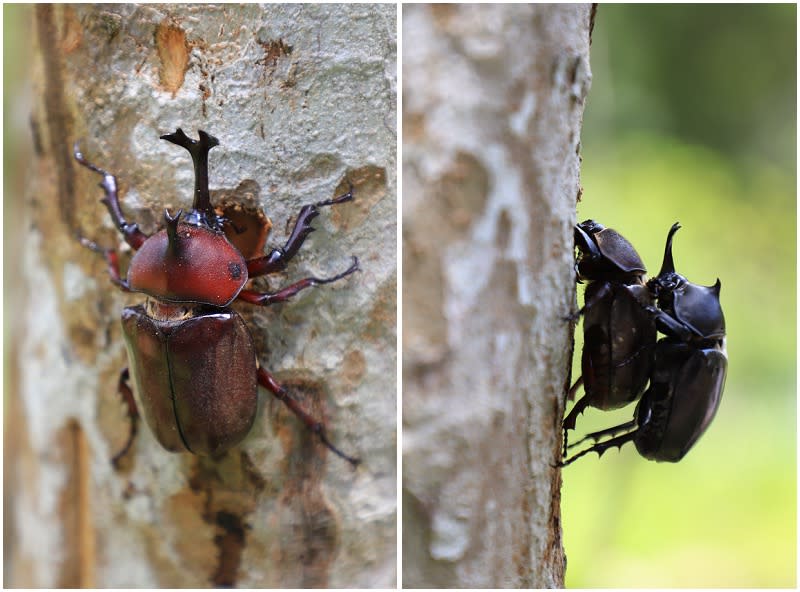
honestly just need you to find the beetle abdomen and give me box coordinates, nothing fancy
[635,342,727,462]
[122,306,258,456]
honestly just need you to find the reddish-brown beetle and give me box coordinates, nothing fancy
[75,128,359,466]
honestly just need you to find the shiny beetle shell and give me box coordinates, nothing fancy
[575,219,647,281]
[122,306,258,455]
[580,280,656,409]
[664,280,725,339]
[634,340,727,461]
[128,224,248,307]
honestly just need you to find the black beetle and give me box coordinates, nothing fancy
[560,223,727,465]
[75,128,360,467]
[562,220,657,446]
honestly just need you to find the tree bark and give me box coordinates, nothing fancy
[7,4,396,587]
[402,4,592,587]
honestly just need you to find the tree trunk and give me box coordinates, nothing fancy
[7,4,396,587]
[402,4,592,587]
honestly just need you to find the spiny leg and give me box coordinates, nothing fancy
[247,183,354,278]
[562,390,592,456]
[257,367,359,467]
[111,368,139,468]
[558,430,637,467]
[567,419,637,450]
[73,142,148,250]
[237,256,359,306]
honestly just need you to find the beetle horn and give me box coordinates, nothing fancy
[160,129,220,221]
[657,222,681,276]
[165,209,183,256]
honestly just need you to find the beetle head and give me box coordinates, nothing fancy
[575,219,646,283]
[648,223,726,340]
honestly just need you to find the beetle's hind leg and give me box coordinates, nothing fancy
[73,142,149,250]
[558,427,637,467]
[111,368,139,468]
[246,182,355,278]
[256,367,360,467]
[567,419,637,450]
[237,256,360,306]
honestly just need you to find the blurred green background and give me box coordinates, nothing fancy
[563,4,796,588]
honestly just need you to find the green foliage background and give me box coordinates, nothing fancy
[562,5,796,587]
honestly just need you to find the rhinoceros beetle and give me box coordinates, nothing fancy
[74,128,360,467]
[562,220,657,450]
[560,222,727,465]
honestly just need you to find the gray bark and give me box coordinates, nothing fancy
[7,4,396,587]
[402,4,592,587]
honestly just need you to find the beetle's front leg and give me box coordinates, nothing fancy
[563,281,614,322]
[256,367,359,467]
[246,183,354,278]
[111,368,139,468]
[238,256,359,306]
[79,237,132,292]
[562,391,593,433]
[73,142,149,250]
[643,305,696,343]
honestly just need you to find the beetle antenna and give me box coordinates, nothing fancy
[160,128,220,223]
[657,222,681,276]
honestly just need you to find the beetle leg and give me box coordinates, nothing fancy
[246,183,354,278]
[558,429,637,467]
[566,375,583,402]
[561,391,592,456]
[256,367,360,467]
[237,256,359,306]
[73,142,148,250]
[567,419,637,450]
[79,237,132,291]
[111,368,139,468]
[564,281,615,322]
[562,391,592,432]
[652,310,696,343]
